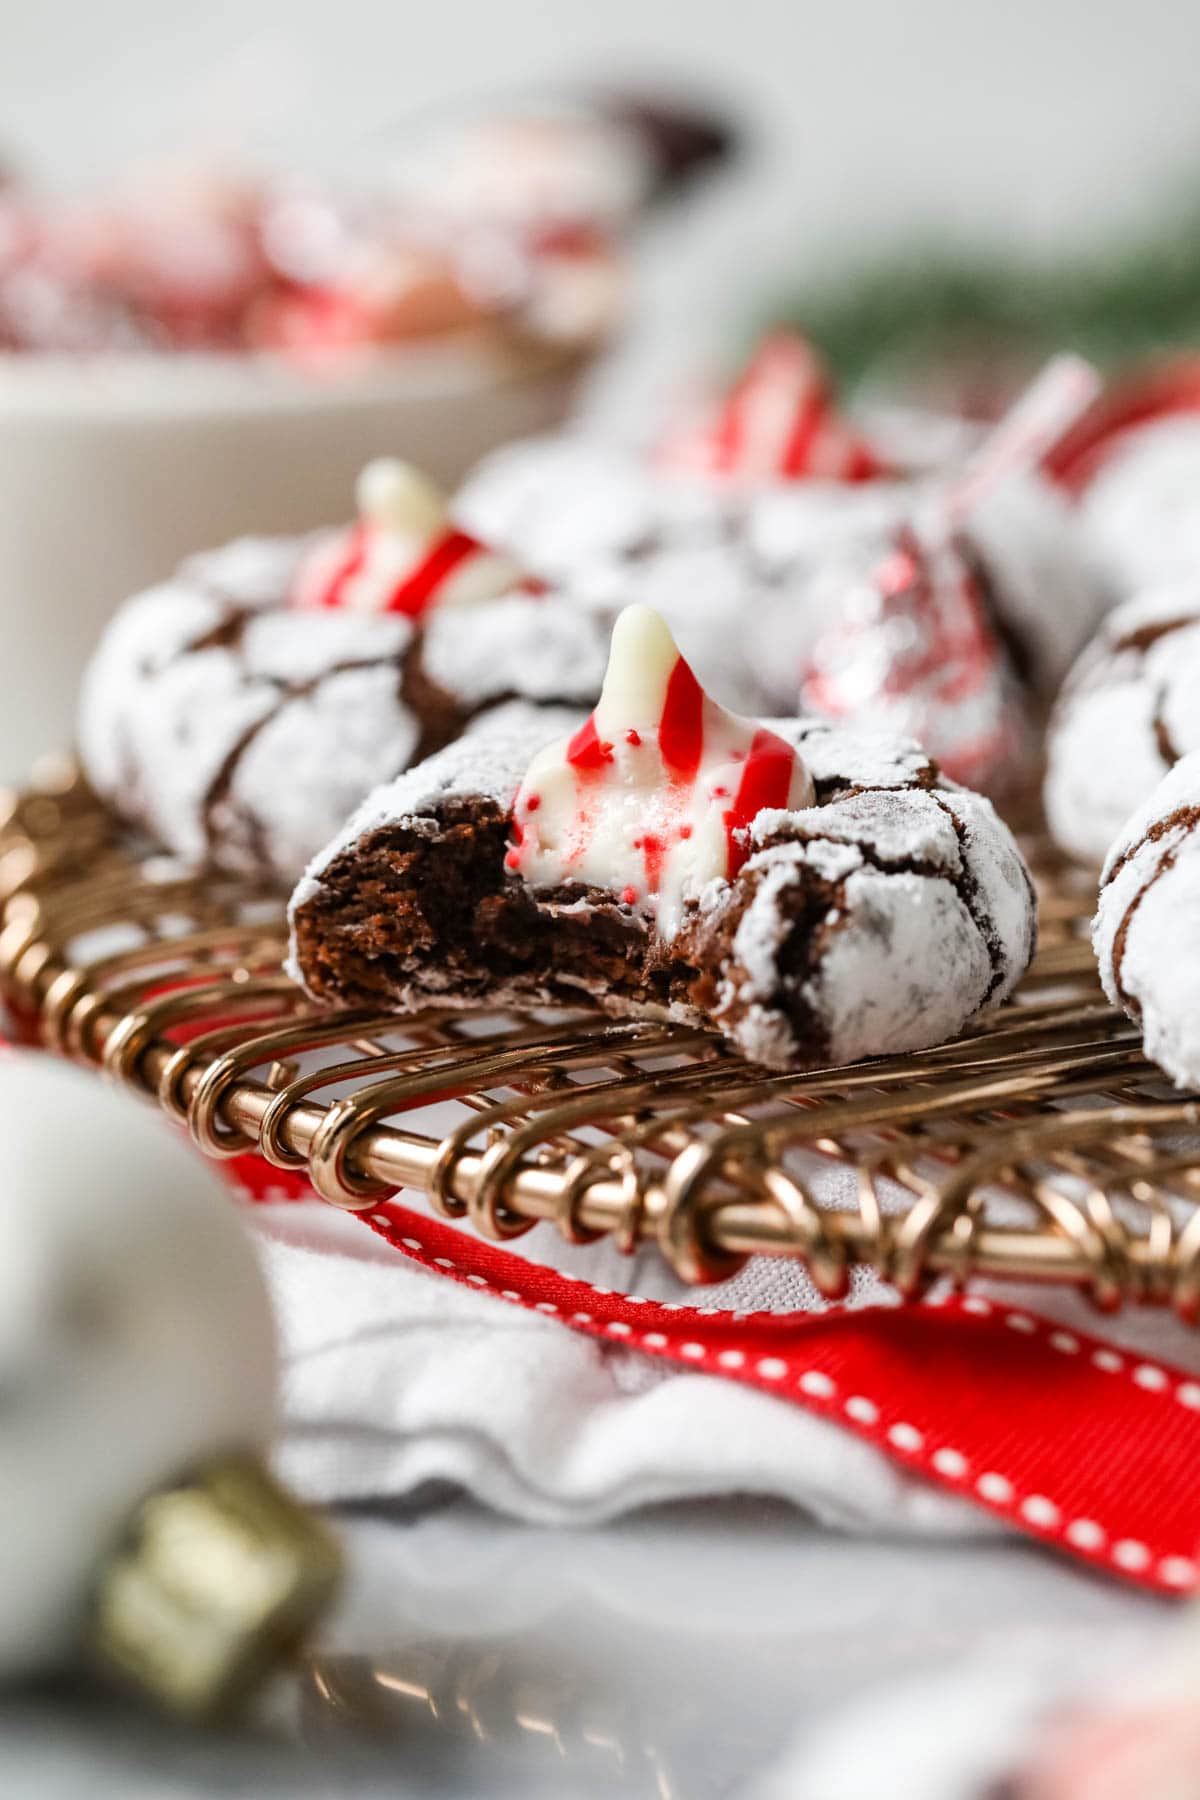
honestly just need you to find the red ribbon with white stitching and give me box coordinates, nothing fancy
[229,1152,1200,1597]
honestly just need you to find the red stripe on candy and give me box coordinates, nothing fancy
[319,524,369,609]
[708,373,748,475]
[723,728,797,877]
[750,336,827,477]
[658,656,705,782]
[661,332,887,484]
[708,410,742,475]
[777,396,825,478]
[843,440,883,482]
[566,714,614,773]
[384,529,487,617]
[640,833,667,890]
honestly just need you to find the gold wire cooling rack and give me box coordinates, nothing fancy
[6,758,1200,1315]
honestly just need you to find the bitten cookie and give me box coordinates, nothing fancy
[79,462,610,883]
[1094,749,1200,1090]
[1044,586,1200,865]
[290,606,1036,1070]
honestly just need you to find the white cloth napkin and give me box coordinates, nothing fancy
[257,1195,989,1538]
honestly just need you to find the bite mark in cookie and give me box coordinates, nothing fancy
[289,610,1036,1070]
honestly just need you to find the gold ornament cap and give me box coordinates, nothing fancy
[87,1455,342,1721]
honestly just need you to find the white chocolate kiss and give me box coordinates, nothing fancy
[292,458,524,615]
[509,605,814,938]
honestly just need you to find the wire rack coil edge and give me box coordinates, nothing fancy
[6,759,1200,1316]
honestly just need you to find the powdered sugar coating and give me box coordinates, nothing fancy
[935,785,1038,990]
[721,851,832,1066]
[720,781,1033,1064]
[456,436,725,573]
[1081,418,1200,594]
[717,844,988,1067]
[78,534,318,798]
[181,536,312,606]
[965,467,1103,693]
[745,482,909,574]
[769,717,936,794]
[1094,749,1200,1089]
[420,595,610,708]
[79,578,228,800]
[811,866,990,1062]
[100,644,285,867]
[78,533,312,810]
[1045,584,1200,865]
[79,535,420,877]
[752,786,962,870]
[239,605,413,684]
[213,665,422,879]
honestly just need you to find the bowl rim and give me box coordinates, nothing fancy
[0,327,592,421]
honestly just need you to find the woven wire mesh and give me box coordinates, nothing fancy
[4,762,1200,1312]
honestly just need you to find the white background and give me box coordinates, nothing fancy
[3,0,1200,263]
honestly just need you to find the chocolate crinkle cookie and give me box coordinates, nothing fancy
[78,462,611,884]
[1094,749,1200,1090]
[289,606,1037,1071]
[1044,585,1200,865]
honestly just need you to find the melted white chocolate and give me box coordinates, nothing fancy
[509,606,813,938]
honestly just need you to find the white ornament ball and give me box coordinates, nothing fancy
[0,1053,277,1678]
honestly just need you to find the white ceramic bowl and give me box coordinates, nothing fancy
[0,332,588,777]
